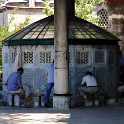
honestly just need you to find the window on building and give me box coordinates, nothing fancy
[40,51,52,63]
[97,9,108,30]
[11,51,17,63]
[76,51,89,65]
[95,50,105,64]
[4,53,9,64]
[23,51,34,64]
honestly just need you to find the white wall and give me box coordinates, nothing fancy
[0,11,7,25]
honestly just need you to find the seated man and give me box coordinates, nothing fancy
[117,82,124,99]
[78,71,98,100]
[6,67,25,99]
[6,67,33,107]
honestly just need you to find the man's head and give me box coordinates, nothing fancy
[17,67,24,75]
[86,71,92,76]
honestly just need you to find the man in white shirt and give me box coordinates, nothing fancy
[78,71,98,99]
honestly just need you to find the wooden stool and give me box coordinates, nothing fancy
[34,93,44,106]
[7,92,19,107]
[86,93,98,106]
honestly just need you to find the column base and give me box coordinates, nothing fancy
[53,95,70,109]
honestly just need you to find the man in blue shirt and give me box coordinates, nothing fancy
[6,67,35,107]
[44,60,54,107]
[6,67,25,100]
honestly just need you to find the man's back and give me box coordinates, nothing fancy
[7,72,22,91]
[83,75,97,87]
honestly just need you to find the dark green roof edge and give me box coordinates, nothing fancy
[4,39,118,46]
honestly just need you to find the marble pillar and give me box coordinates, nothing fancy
[54,0,70,109]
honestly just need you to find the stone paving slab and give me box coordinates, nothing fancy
[0,105,124,124]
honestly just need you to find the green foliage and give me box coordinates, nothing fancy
[43,0,103,25]
[75,0,104,25]
[0,8,30,68]
[0,25,13,68]
[42,0,54,16]
[13,16,30,33]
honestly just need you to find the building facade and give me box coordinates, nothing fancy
[0,0,54,29]
[0,0,123,108]
[95,0,124,52]
[2,14,120,107]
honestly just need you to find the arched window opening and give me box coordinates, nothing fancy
[97,9,109,30]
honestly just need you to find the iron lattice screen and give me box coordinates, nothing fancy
[11,51,17,63]
[40,51,52,63]
[97,9,108,30]
[23,51,34,64]
[4,53,9,64]
[76,51,89,64]
[95,50,105,63]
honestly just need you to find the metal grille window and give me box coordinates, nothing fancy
[76,51,89,64]
[40,51,51,63]
[11,51,17,63]
[95,51,105,63]
[97,9,108,30]
[4,53,9,64]
[24,51,33,64]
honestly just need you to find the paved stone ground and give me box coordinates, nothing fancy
[0,105,124,124]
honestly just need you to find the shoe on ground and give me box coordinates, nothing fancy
[44,102,49,108]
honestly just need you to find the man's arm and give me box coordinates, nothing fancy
[80,77,86,87]
[18,83,25,93]
[80,83,86,87]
